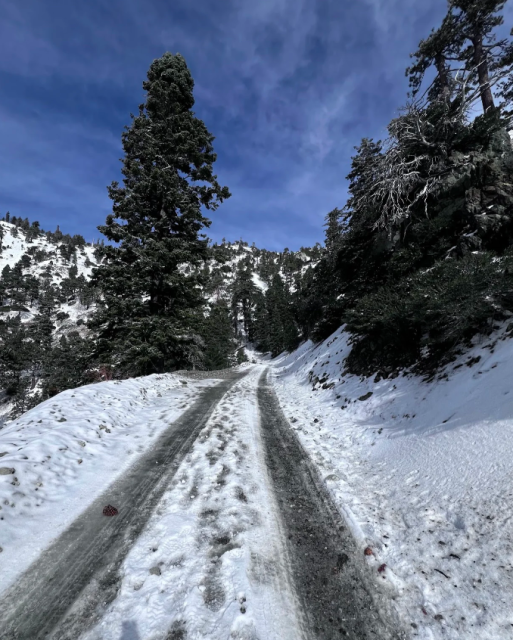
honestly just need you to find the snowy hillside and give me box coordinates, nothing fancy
[0,221,98,282]
[0,365,311,640]
[204,239,320,304]
[0,223,317,335]
[0,219,100,334]
[272,323,513,639]
[0,222,318,426]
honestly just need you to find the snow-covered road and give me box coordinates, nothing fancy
[0,365,399,640]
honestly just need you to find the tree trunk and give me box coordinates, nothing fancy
[472,33,495,113]
[434,53,452,103]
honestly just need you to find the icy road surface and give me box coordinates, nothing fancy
[0,366,400,640]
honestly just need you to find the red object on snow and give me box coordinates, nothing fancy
[103,505,118,516]
[364,547,373,556]
[378,563,387,573]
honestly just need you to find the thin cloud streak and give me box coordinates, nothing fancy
[0,0,450,249]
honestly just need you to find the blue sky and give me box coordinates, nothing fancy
[1,0,508,250]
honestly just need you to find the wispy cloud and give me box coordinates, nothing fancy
[0,0,453,249]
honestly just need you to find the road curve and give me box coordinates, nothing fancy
[0,371,247,640]
[257,369,405,640]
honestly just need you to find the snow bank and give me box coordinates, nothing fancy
[0,373,215,594]
[271,325,513,639]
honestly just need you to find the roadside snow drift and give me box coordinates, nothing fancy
[272,325,513,639]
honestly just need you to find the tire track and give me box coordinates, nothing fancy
[0,371,247,640]
[257,369,405,640]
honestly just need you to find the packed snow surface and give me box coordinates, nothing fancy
[81,366,302,640]
[0,373,215,594]
[272,325,513,639]
[3,319,513,639]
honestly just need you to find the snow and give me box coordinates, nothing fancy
[81,366,303,640]
[0,221,102,422]
[0,220,99,337]
[0,220,98,286]
[271,324,513,639]
[0,373,216,595]
[0,365,304,639]
[251,272,268,292]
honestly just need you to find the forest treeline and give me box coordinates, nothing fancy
[2,0,513,417]
[229,0,513,377]
[295,0,513,375]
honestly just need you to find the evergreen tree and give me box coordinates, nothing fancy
[323,208,344,264]
[28,306,55,387]
[450,0,507,113]
[202,303,236,370]
[231,263,258,340]
[498,29,513,119]
[253,291,270,352]
[265,274,300,356]
[26,220,41,243]
[406,12,458,103]
[89,53,230,376]
[0,316,31,399]
[42,332,89,397]
[408,1,512,114]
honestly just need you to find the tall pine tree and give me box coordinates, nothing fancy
[90,53,230,376]
[407,1,511,114]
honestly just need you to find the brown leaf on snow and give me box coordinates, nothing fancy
[103,505,119,516]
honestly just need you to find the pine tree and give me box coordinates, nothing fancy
[231,263,258,340]
[202,302,236,370]
[90,53,230,376]
[265,274,299,356]
[408,1,511,114]
[498,29,513,121]
[42,333,89,397]
[324,208,344,264]
[28,306,55,390]
[406,13,459,103]
[253,291,270,352]
[451,0,507,113]
[0,316,31,400]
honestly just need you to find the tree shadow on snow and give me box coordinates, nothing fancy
[120,620,141,640]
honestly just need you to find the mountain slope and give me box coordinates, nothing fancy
[0,220,319,424]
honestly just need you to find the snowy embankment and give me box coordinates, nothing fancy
[271,325,513,639]
[0,373,216,595]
